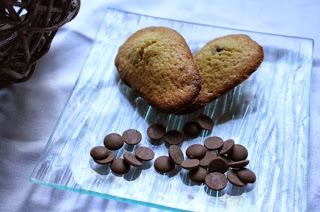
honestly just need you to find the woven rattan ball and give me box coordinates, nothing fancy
[0,0,80,83]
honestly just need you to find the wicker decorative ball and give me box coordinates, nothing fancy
[0,0,81,83]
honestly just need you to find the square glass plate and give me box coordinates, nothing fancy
[30,8,313,212]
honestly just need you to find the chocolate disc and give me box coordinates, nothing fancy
[122,129,142,145]
[205,172,227,191]
[104,133,124,150]
[164,130,183,145]
[219,155,231,165]
[147,124,166,140]
[219,139,235,154]
[189,167,209,183]
[154,156,175,173]
[229,160,250,168]
[94,152,115,165]
[90,146,109,160]
[123,152,142,167]
[227,144,248,161]
[186,144,206,159]
[199,151,217,167]
[183,121,201,137]
[168,145,184,165]
[204,136,224,150]
[135,146,155,161]
[197,115,214,130]
[227,169,246,187]
[110,158,130,174]
[181,159,200,170]
[236,168,256,183]
[208,157,229,173]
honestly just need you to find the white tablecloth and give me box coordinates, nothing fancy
[1,0,319,211]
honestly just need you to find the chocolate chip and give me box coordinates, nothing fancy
[94,152,115,165]
[168,145,184,165]
[219,139,235,154]
[229,160,249,168]
[204,136,224,150]
[197,115,214,130]
[90,146,109,160]
[122,129,142,145]
[147,124,166,140]
[189,167,209,183]
[104,133,124,150]
[186,144,206,159]
[110,158,130,174]
[164,130,183,145]
[199,151,217,167]
[123,152,142,167]
[135,146,154,161]
[183,121,201,137]
[208,157,229,173]
[216,46,224,52]
[219,155,231,165]
[181,159,200,170]
[205,172,227,191]
[154,156,175,173]
[227,169,246,187]
[236,168,256,183]
[227,144,248,161]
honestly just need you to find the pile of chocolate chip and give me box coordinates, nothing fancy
[90,114,256,192]
[155,137,256,191]
[90,129,155,174]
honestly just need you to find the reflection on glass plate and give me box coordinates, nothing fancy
[30,8,313,211]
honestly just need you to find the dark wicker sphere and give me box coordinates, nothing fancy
[0,0,80,83]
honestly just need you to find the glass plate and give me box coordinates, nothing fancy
[30,8,313,212]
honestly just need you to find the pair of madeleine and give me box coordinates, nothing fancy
[115,27,264,114]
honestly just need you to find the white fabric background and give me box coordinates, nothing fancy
[1,0,319,211]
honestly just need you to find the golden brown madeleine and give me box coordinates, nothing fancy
[179,34,264,114]
[115,27,201,114]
